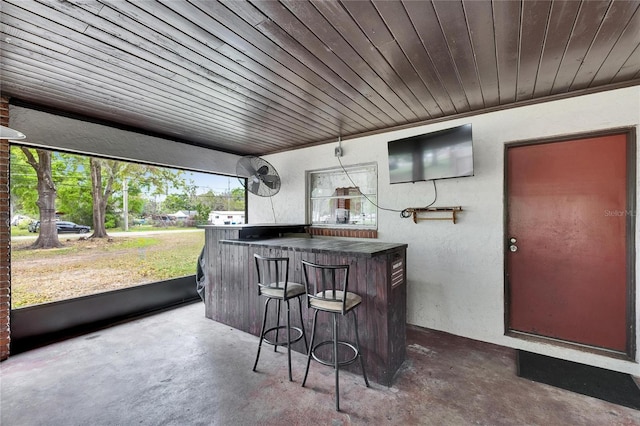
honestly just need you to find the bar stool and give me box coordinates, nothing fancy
[301,260,369,411]
[252,254,308,381]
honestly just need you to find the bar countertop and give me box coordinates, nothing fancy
[220,237,407,257]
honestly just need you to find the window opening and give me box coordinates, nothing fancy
[308,163,377,229]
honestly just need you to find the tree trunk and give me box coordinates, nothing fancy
[90,158,109,238]
[20,148,62,249]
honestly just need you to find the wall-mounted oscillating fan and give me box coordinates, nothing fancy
[236,156,281,197]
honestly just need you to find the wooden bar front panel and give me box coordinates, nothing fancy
[203,228,407,386]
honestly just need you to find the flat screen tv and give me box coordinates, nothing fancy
[387,124,473,184]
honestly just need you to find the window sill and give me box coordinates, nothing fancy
[308,227,377,239]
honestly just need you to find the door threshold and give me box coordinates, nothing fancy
[506,330,632,361]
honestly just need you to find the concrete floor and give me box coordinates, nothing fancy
[1,302,639,426]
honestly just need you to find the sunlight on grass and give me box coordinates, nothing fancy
[111,237,159,249]
[10,230,205,308]
[11,244,81,261]
[11,288,53,308]
[10,228,32,237]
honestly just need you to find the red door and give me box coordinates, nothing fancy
[506,133,629,352]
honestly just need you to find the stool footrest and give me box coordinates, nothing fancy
[311,340,359,367]
[263,325,305,347]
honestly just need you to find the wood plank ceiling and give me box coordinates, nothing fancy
[1,0,639,156]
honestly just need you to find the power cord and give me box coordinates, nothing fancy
[269,194,277,223]
[400,180,437,218]
[336,155,438,219]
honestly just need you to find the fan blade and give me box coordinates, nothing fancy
[262,181,276,190]
[261,176,279,189]
[237,155,281,196]
[237,157,258,177]
[250,180,261,194]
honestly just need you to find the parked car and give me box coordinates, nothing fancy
[56,221,90,234]
[28,220,90,234]
[28,220,39,233]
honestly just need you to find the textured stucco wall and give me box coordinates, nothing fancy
[249,87,640,376]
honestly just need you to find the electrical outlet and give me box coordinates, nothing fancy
[334,147,343,157]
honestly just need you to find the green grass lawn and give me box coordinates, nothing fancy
[10,227,32,237]
[11,230,205,308]
[10,224,197,237]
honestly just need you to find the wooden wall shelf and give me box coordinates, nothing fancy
[405,206,462,224]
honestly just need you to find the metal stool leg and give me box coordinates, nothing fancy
[352,310,369,387]
[302,309,318,387]
[286,299,292,381]
[297,296,308,354]
[333,312,340,411]
[253,297,272,372]
[274,299,281,353]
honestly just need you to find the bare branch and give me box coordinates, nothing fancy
[20,147,38,169]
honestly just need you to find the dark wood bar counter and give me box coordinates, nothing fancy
[202,224,408,386]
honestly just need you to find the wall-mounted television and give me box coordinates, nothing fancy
[387,124,473,184]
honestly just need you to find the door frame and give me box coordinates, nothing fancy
[503,126,637,360]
